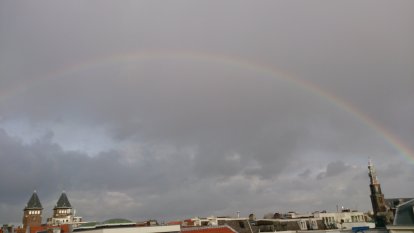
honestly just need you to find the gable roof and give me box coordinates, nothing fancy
[55,192,72,208]
[25,191,43,210]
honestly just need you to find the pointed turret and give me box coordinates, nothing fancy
[22,190,43,228]
[24,190,43,210]
[52,191,73,219]
[48,191,82,226]
[56,192,72,208]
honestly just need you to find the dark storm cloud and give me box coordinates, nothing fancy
[0,0,413,224]
[0,128,197,221]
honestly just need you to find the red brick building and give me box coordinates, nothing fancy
[22,191,43,229]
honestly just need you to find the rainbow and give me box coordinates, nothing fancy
[1,49,412,162]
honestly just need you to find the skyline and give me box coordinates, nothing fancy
[1,0,414,224]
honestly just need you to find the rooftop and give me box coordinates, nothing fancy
[25,191,43,210]
[394,199,414,225]
[55,192,72,208]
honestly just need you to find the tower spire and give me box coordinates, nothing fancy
[367,159,389,227]
[368,158,378,185]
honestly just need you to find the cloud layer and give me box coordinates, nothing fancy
[0,0,413,224]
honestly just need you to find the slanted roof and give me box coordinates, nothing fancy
[25,191,43,210]
[386,198,414,209]
[55,192,72,208]
[394,199,414,225]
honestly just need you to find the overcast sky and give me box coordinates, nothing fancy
[1,0,414,224]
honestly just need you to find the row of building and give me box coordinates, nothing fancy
[3,191,83,233]
[1,160,414,233]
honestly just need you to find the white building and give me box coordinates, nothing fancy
[313,211,374,229]
[191,216,249,226]
[257,210,374,232]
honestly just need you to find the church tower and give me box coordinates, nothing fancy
[368,159,394,227]
[22,190,43,228]
[368,159,387,215]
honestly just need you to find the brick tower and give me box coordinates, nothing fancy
[47,191,74,225]
[22,190,43,228]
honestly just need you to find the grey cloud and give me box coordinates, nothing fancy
[298,169,311,179]
[0,0,414,224]
[317,161,352,180]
